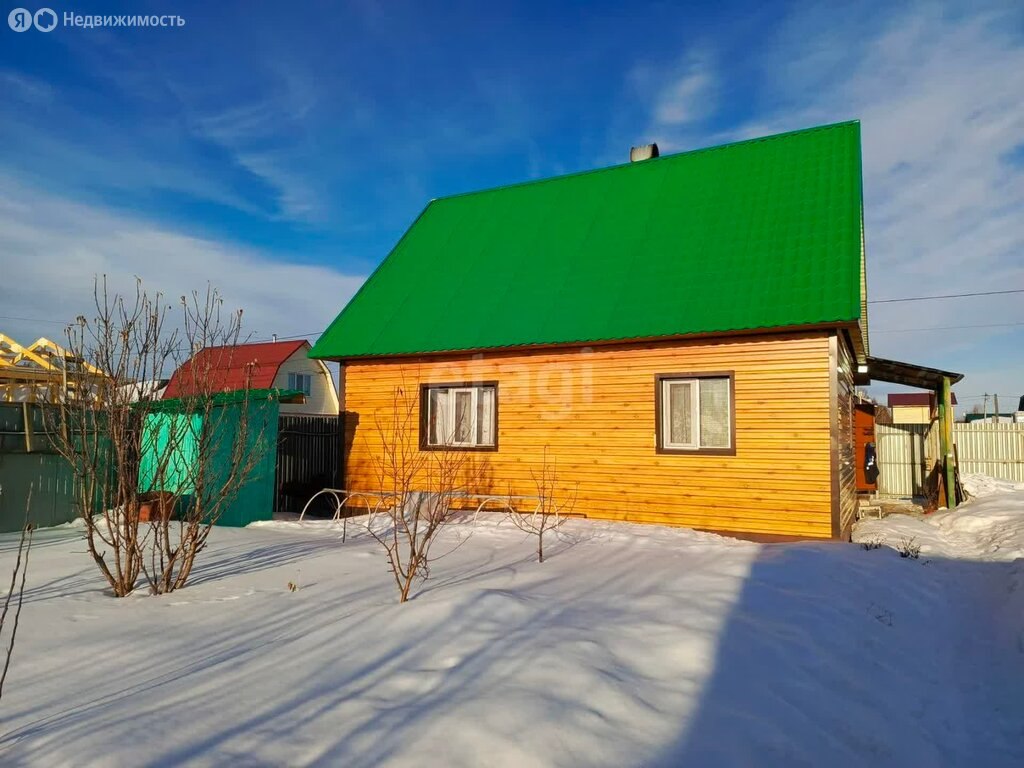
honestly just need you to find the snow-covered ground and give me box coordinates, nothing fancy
[856,478,1024,561]
[2,489,1023,767]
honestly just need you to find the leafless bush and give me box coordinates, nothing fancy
[0,497,33,703]
[861,538,883,551]
[369,381,469,603]
[507,447,578,563]
[48,277,271,596]
[897,537,921,559]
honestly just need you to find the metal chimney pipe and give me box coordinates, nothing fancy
[630,143,660,162]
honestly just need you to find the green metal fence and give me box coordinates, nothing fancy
[1,393,285,532]
[0,403,78,531]
[138,392,284,527]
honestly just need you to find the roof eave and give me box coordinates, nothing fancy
[314,321,859,363]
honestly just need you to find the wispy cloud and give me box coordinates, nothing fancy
[623,50,717,153]
[0,70,54,105]
[0,177,365,345]
[169,63,329,223]
[651,59,715,129]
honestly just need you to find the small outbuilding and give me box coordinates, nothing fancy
[887,391,958,425]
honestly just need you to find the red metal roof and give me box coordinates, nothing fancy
[163,340,308,399]
[887,392,957,407]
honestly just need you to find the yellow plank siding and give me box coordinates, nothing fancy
[343,332,834,538]
[834,335,859,539]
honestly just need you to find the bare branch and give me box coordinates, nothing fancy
[368,372,470,602]
[506,446,577,563]
[0,491,35,702]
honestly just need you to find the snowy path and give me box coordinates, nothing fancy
[1,494,1023,767]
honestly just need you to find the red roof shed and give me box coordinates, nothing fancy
[163,340,308,399]
[887,392,957,408]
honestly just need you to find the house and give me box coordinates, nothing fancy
[164,340,339,416]
[312,121,958,540]
[888,391,958,424]
[0,333,106,403]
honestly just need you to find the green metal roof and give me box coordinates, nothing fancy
[312,121,865,359]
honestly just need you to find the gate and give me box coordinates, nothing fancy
[875,423,938,498]
[274,414,341,515]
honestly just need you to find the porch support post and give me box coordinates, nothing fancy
[940,375,956,508]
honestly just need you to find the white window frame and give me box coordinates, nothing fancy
[658,375,733,452]
[449,387,478,447]
[661,379,699,450]
[288,372,313,396]
[424,383,497,449]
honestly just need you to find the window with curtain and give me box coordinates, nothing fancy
[422,383,497,449]
[658,375,732,452]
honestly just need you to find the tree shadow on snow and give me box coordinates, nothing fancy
[4,529,1024,768]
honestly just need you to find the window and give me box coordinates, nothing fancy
[656,374,733,453]
[421,383,497,450]
[287,372,312,396]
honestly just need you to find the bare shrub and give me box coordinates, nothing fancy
[861,538,883,551]
[507,447,578,563]
[369,381,468,603]
[0,508,33,703]
[48,277,272,596]
[897,537,921,559]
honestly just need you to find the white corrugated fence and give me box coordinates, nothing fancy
[954,423,1024,483]
[875,422,1024,498]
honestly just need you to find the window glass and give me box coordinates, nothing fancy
[423,384,496,448]
[477,387,494,445]
[454,390,474,443]
[659,376,732,451]
[428,388,447,445]
[667,381,693,446]
[699,378,730,448]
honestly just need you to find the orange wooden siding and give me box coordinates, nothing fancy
[342,332,835,538]
[834,335,859,539]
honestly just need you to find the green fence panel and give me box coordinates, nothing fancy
[138,412,202,494]
[0,452,77,532]
[205,398,279,527]
[135,397,280,527]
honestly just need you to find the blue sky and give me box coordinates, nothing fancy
[1,0,1023,411]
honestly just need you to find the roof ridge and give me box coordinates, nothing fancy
[195,339,308,352]
[432,120,860,204]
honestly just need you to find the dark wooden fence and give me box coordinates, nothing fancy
[274,414,342,516]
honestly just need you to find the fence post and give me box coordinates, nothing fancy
[22,402,34,453]
[941,376,956,508]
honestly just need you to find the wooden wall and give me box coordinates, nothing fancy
[342,332,836,539]
[832,335,859,539]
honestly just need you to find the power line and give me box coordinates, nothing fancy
[873,321,1024,334]
[0,315,71,326]
[868,288,1024,304]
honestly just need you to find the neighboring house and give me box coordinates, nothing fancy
[164,340,339,416]
[1,333,106,403]
[312,121,932,541]
[888,392,957,424]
